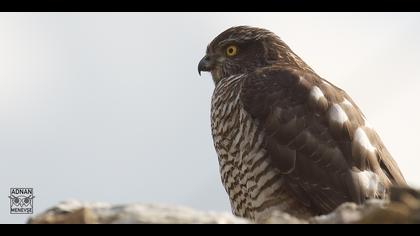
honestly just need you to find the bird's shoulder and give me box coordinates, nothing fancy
[240,66,347,109]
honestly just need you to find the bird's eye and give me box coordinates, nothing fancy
[226,45,238,57]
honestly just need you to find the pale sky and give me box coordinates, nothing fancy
[1,13,419,223]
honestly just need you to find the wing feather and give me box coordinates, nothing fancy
[240,67,405,214]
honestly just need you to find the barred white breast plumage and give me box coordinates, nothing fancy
[211,74,311,220]
[199,26,407,222]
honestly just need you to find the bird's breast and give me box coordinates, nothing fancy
[210,76,309,221]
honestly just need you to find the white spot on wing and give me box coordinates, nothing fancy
[309,86,324,101]
[357,170,380,194]
[299,76,305,82]
[354,128,376,152]
[328,104,349,124]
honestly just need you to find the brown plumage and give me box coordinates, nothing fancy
[198,26,406,221]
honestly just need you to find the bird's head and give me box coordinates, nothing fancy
[198,26,309,84]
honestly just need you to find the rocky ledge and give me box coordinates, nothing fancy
[28,186,420,224]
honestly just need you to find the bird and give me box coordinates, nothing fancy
[198,26,407,222]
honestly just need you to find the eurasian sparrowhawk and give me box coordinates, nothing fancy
[198,26,406,221]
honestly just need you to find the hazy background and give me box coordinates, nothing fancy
[1,13,419,223]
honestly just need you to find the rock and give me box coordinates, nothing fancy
[27,201,250,224]
[28,186,420,224]
[260,211,309,224]
[310,186,420,224]
[356,186,420,224]
[310,200,386,224]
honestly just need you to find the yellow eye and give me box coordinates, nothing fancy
[226,45,238,57]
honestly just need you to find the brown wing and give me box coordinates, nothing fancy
[239,67,406,214]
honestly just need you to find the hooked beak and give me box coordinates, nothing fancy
[198,55,213,76]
